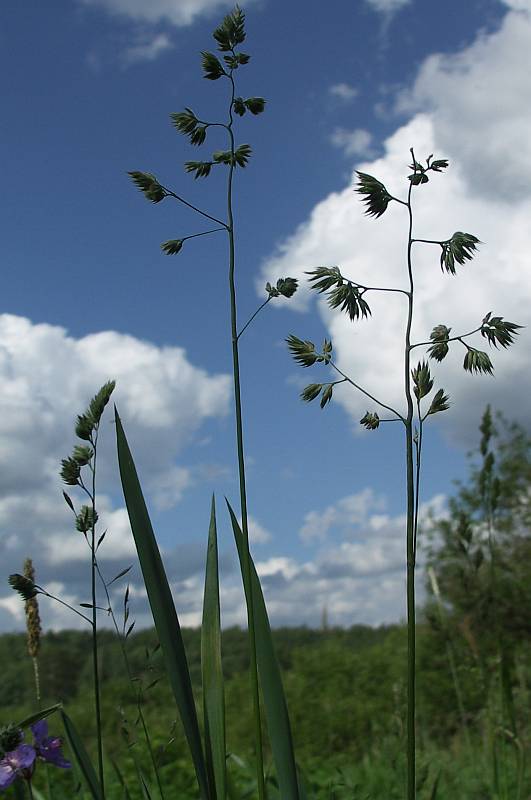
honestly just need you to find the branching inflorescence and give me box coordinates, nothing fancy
[287,149,522,800]
[128,8,298,800]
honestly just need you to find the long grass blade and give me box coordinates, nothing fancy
[429,769,441,800]
[202,496,226,800]
[17,704,62,730]
[226,500,299,800]
[111,758,133,800]
[115,408,210,800]
[60,710,103,800]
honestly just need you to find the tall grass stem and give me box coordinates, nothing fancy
[226,78,266,800]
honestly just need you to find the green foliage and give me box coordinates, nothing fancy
[266,277,298,299]
[160,239,183,256]
[427,325,451,362]
[360,411,380,430]
[228,502,300,800]
[201,51,226,80]
[72,445,93,466]
[408,154,449,185]
[184,160,213,179]
[115,410,210,800]
[439,232,480,275]
[328,283,371,321]
[411,361,433,400]
[463,346,494,375]
[243,96,265,114]
[72,381,116,444]
[233,143,252,167]
[355,172,393,218]
[300,382,335,409]
[60,456,81,486]
[307,266,373,328]
[212,6,246,52]
[232,96,265,115]
[426,388,450,417]
[201,499,226,800]
[61,709,103,800]
[480,312,523,349]
[300,383,323,403]
[75,505,99,533]
[286,335,332,368]
[128,172,166,204]
[8,573,38,601]
[233,97,246,116]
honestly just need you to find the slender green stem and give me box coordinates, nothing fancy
[37,589,93,625]
[404,157,416,800]
[89,432,105,796]
[412,400,422,561]
[162,186,228,229]
[237,297,271,341]
[328,359,405,422]
[226,69,266,800]
[27,781,34,800]
[338,273,410,297]
[95,559,166,800]
[182,227,226,243]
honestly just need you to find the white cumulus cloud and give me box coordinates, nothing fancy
[261,6,531,447]
[79,0,255,27]
[330,128,374,158]
[122,32,173,65]
[0,314,230,631]
[364,0,412,13]
[329,83,359,102]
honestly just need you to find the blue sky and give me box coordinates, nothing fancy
[1,0,530,631]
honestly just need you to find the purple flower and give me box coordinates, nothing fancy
[0,744,36,790]
[31,721,70,769]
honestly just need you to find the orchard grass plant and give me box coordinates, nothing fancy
[2,6,525,800]
[287,153,521,799]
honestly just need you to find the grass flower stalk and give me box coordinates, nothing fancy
[128,8,298,797]
[288,149,521,799]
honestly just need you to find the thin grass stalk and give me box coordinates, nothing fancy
[89,434,105,796]
[226,73,266,800]
[404,176,416,800]
[94,559,165,800]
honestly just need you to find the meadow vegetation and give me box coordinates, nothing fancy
[1,5,526,800]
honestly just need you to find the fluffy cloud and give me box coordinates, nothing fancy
[79,0,254,27]
[330,128,374,158]
[395,7,531,201]
[300,488,386,542]
[0,314,230,630]
[329,83,359,102]
[121,32,173,65]
[261,5,531,447]
[364,0,412,13]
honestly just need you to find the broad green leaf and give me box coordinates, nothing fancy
[61,710,103,800]
[115,408,210,800]
[202,497,226,800]
[227,501,299,800]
